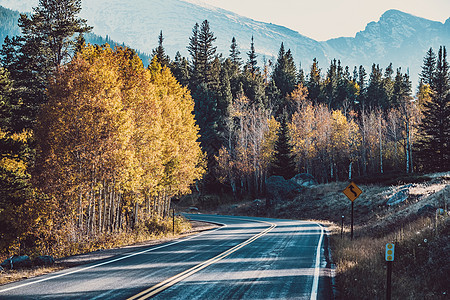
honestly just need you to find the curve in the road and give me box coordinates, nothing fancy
[128,218,276,299]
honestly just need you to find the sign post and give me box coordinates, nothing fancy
[385,243,395,300]
[342,182,362,240]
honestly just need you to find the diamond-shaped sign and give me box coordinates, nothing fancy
[343,182,362,202]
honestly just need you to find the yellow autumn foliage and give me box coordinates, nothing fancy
[36,44,204,234]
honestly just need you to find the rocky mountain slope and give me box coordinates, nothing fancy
[0,0,449,84]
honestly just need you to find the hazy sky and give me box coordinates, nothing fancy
[188,0,450,41]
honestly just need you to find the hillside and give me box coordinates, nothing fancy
[0,1,449,85]
[0,6,20,44]
[179,172,449,299]
[0,4,152,66]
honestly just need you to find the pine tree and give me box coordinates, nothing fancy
[391,68,411,107]
[192,83,220,161]
[18,0,91,71]
[324,59,338,108]
[297,62,305,85]
[152,30,170,67]
[307,58,321,102]
[246,36,258,75]
[242,68,267,109]
[0,0,91,131]
[356,65,367,110]
[187,22,200,86]
[198,20,217,86]
[420,47,436,86]
[272,43,297,97]
[366,64,389,109]
[416,46,450,171]
[170,51,190,87]
[187,20,217,88]
[229,37,242,67]
[271,115,296,179]
[383,63,394,104]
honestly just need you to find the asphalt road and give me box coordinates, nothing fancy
[0,215,332,299]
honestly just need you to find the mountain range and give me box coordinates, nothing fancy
[0,0,449,86]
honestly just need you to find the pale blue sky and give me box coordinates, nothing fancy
[188,0,450,41]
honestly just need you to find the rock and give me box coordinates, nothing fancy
[417,204,435,216]
[290,173,318,187]
[33,255,55,266]
[1,255,32,270]
[265,175,302,202]
[188,207,199,213]
[386,188,409,206]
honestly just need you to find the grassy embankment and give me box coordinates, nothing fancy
[182,172,449,299]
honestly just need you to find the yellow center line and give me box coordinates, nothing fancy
[127,221,276,300]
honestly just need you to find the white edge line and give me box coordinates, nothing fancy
[310,223,324,300]
[0,224,225,294]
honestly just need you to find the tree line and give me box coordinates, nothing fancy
[0,0,448,256]
[0,0,203,256]
[158,20,449,196]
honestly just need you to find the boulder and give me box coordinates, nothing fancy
[417,204,435,216]
[265,175,302,202]
[290,173,318,187]
[188,207,199,213]
[1,255,32,270]
[33,255,55,266]
[386,188,409,206]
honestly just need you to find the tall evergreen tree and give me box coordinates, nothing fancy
[356,65,367,110]
[324,59,338,108]
[152,30,170,67]
[420,47,436,86]
[391,68,411,107]
[229,36,242,67]
[383,63,394,103]
[197,20,217,86]
[0,0,91,131]
[187,22,200,86]
[307,58,321,102]
[416,46,450,171]
[170,51,190,86]
[272,43,297,97]
[246,36,258,75]
[297,62,305,85]
[271,116,296,179]
[366,64,389,109]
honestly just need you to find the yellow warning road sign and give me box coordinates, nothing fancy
[343,182,362,202]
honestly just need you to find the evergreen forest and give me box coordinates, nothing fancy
[0,0,449,257]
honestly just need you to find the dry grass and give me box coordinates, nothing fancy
[217,172,450,299]
[0,266,65,286]
[321,175,450,299]
[331,216,449,299]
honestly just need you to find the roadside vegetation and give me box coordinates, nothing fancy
[0,0,448,295]
[180,172,449,299]
[0,215,192,285]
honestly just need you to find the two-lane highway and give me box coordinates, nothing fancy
[0,215,332,299]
